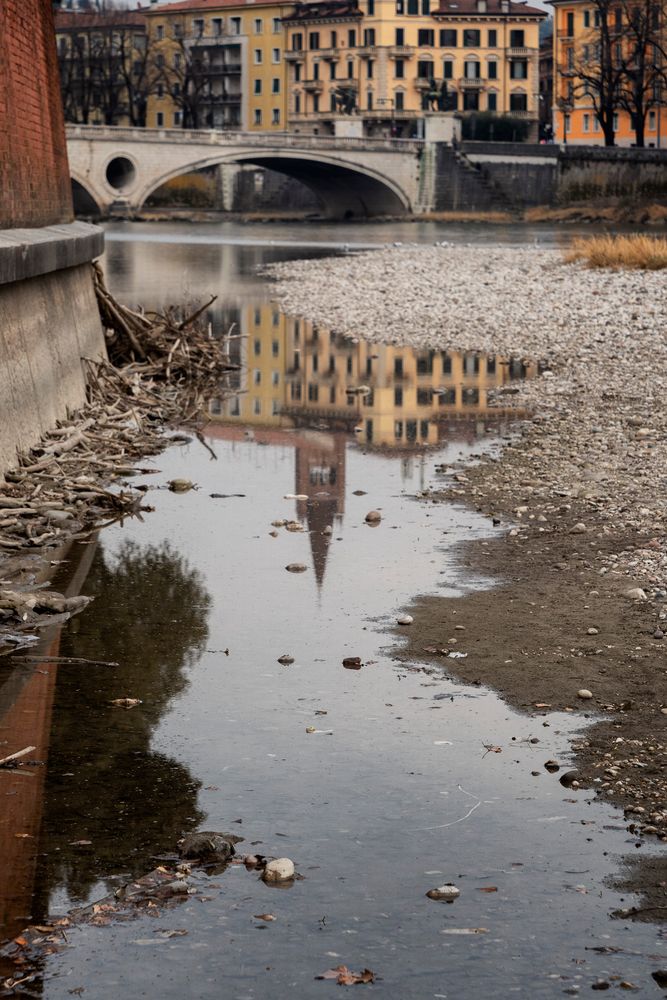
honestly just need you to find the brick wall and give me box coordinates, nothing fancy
[0,1,73,229]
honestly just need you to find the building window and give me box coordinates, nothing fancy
[394,386,403,406]
[330,61,337,79]
[331,30,338,46]
[156,83,165,97]
[440,28,457,46]
[488,60,497,79]
[510,60,528,79]
[463,28,480,46]
[649,109,657,130]
[254,79,262,94]
[395,59,405,78]
[367,59,374,78]
[407,0,418,13]
[417,59,434,77]
[488,28,497,46]
[348,29,357,46]
[193,18,204,37]
[367,90,373,109]
[272,47,280,63]
[396,0,404,11]
[396,27,404,44]
[295,63,302,81]
[173,22,183,38]
[347,60,354,78]
[254,18,263,33]
[583,9,590,26]
[156,111,164,126]
[254,49,262,63]
[395,90,404,110]
[441,59,453,79]
[309,31,320,49]
[509,29,525,46]
[308,383,319,402]
[292,32,303,50]
[156,53,165,68]
[368,0,375,11]
[613,112,619,130]
[174,52,182,69]
[463,90,480,110]
[487,91,497,111]
[313,62,320,79]
[313,94,320,111]
[565,113,571,132]
[583,112,590,131]
[295,94,301,112]
[231,17,241,35]
[156,24,164,40]
[464,59,480,77]
[273,18,281,32]
[364,28,376,45]
[254,108,262,124]
[173,111,182,126]
[272,108,280,124]
[212,18,223,36]
[509,91,527,111]
[272,77,280,93]
[418,29,435,46]
[253,399,261,415]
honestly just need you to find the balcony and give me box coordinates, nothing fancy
[415,76,433,90]
[206,63,242,75]
[557,29,574,39]
[459,76,484,88]
[506,109,536,118]
[319,47,340,60]
[285,49,305,61]
[389,45,414,58]
[508,46,534,57]
[303,79,324,92]
[358,45,378,58]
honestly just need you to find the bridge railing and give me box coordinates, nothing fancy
[65,124,424,154]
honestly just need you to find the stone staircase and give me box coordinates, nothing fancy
[432,144,520,215]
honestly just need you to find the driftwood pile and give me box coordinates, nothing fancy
[0,264,239,608]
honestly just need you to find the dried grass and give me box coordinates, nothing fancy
[565,234,667,270]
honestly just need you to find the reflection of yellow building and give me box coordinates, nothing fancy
[208,308,537,449]
[145,0,292,132]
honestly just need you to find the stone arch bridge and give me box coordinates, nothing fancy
[66,125,427,219]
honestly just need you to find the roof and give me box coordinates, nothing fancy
[433,0,546,15]
[54,10,147,29]
[283,0,362,20]
[141,0,268,12]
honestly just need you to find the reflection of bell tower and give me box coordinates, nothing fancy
[294,432,347,591]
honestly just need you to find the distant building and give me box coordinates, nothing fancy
[538,23,553,139]
[54,9,149,126]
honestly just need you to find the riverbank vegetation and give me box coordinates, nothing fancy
[565,233,667,269]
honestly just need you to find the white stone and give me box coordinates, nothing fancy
[577,689,593,700]
[397,614,414,625]
[263,858,295,882]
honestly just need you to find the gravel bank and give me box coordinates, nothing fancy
[271,246,667,855]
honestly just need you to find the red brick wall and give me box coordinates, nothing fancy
[0,1,73,229]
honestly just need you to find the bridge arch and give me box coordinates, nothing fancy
[70,172,103,217]
[138,150,411,219]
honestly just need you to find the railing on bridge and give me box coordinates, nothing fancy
[65,124,424,154]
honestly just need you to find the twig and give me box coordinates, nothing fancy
[0,746,36,768]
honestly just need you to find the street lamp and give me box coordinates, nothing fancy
[556,96,573,144]
[376,97,396,137]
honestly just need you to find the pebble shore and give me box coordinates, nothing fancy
[270,246,667,589]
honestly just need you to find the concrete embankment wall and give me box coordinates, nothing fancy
[433,142,667,211]
[0,224,105,474]
[0,2,106,478]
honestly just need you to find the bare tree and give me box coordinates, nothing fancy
[617,0,667,145]
[152,35,212,129]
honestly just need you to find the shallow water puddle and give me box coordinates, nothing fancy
[0,225,664,997]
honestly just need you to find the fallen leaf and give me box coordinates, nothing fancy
[69,839,92,846]
[253,914,276,922]
[477,886,498,893]
[316,965,376,985]
[110,698,142,709]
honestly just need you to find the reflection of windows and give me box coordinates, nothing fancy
[438,388,456,405]
[394,386,403,406]
[395,420,403,438]
[464,354,480,375]
[254,338,261,355]
[330,385,336,403]
[253,369,261,385]
[416,353,433,375]
[394,357,404,377]
[210,398,222,414]
[417,388,430,405]
[272,400,281,415]
[291,382,302,400]
[309,465,337,485]
[363,389,374,406]
[254,398,262,415]
[420,420,429,438]
[462,388,480,405]
[486,357,496,374]
[441,352,452,374]
[366,419,373,441]
[406,420,417,442]
[346,356,353,375]
[308,383,319,401]
[272,371,280,386]
[272,340,280,356]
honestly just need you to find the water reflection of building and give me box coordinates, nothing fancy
[208,305,537,450]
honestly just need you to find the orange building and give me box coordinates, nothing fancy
[551,0,667,146]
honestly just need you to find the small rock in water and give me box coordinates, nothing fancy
[397,615,414,626]
[624,588,647,601]
[559,770,580,788]
[178,831,242,862]
[587,627,599,635]
[577,689,593,700]
[653,629,664,640]
[365,510,382,523]
[285,521,305,533]
[343,656,362,669]
[284,493,309,500]
[278,654,295,665]
[426,884,460,902]
[286,563,307,573]
[544,759,560,773]
[352,490,367,496]
[168,479,194,493]
[263,858,295,883]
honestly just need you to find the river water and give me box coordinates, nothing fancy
[1,220,664,998]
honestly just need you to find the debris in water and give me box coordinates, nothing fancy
[577,689,593,700]
[254,913,276,922]
[544,760,560,773]
[286,563,308,573]
[0,746,36,768]
[316,966,376,985]
[365,510,382,524]
[397,615,414,626]
[343,656,362,669]
[109,698,142,709]
[278,654,295,665]
[167,479,194,493]
[178,831,242,862]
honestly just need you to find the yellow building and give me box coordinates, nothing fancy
[552,0,667,146]
[144,0,292,131]
[283,0,546,138]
